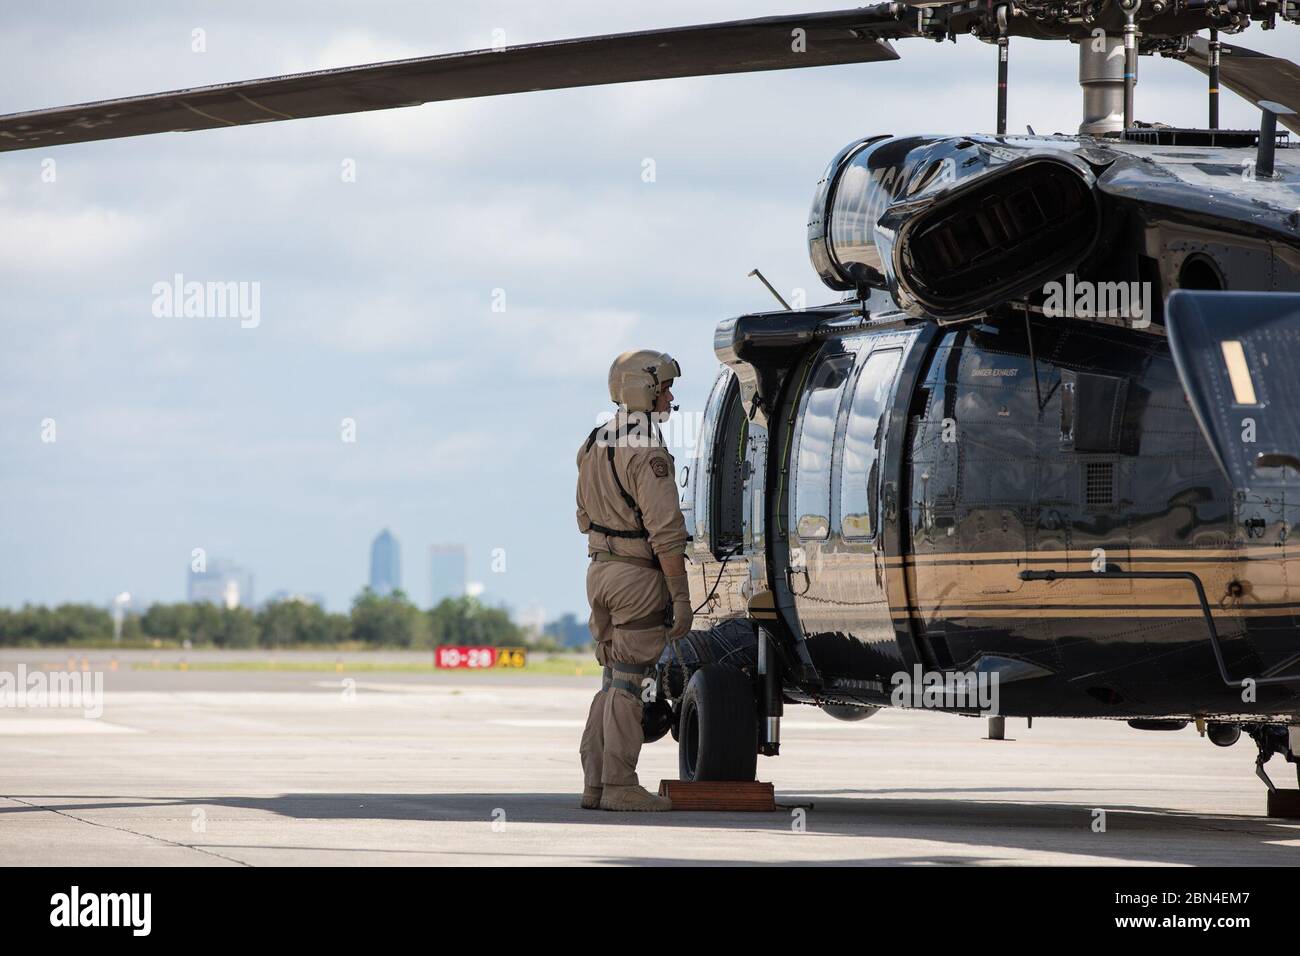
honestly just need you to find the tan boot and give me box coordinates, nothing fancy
[599,784,672,812]
[581,786,603,810]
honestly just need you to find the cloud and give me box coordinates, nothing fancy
[386,358,465,387]
[0,206,151,274]
[484,307,642,377]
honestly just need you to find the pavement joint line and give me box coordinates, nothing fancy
[2,795,254,867]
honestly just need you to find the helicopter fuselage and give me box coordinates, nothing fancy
[683,131,1300,722]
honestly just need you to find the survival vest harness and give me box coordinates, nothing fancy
[581,419,664,540]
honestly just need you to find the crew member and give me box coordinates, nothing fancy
[576,350,693,811]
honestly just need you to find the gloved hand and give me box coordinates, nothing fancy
[665,574,694,639]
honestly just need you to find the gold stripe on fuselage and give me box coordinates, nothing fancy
[886,544,1300,621]
[899,605,1300,619]
[885,545,1295,566]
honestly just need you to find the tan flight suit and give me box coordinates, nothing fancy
[576,410,688,789]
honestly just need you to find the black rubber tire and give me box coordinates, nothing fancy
[677,664,758,782]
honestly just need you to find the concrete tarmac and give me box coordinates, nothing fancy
[2,650,1299,866]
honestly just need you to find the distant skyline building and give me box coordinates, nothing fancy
[544,612,590,649]
[188,559,254,609]
[369,529,401,596]
[430,544,467,607]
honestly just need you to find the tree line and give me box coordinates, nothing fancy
[0,590,552,649]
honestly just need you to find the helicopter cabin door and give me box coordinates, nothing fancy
[785,339,906,655]
[681,367,749,623]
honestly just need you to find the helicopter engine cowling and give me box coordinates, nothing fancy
[809,135,1102,320]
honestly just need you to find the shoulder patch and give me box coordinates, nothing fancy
[650,457,671,479]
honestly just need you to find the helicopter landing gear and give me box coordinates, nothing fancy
[677,664,759,783]
[1246,723,1300,818]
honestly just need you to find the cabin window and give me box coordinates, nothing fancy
[709,377,748,557]
[840,349,902,540]
[686,368,738,557]
[792,351,854,540]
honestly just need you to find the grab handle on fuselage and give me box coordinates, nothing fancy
[1020,569,1300,689]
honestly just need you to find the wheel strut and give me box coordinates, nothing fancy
[1247,723,1292,793]
[758,626,782,757]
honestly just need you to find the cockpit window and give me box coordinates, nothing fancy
[840,349,902,540]
[792,351,854,541]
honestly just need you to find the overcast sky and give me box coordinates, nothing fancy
[0,1,1293,619]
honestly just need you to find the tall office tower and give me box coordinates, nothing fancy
[188,559,255,609]
[369,529,401,596]
[429,544,467,606]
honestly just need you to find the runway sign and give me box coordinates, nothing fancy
[435,646,527,669]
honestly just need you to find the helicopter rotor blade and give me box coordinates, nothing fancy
[1180,37,1300,136]
[0,6,910,154]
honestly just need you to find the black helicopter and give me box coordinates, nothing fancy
[4,3,1300,810]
